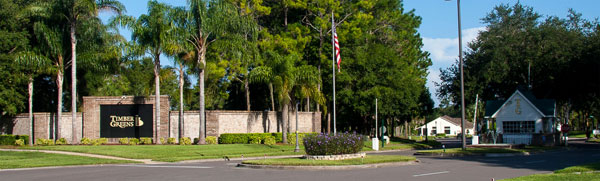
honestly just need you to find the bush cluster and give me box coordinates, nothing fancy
[0,135,29,145]
[55,138,68,145]
[129,138,140,145]
[263,136,276,145]
[179,137,192,145]
[303,132,364,155]
[206,136,218,144]
[119,138,129,145]
[35,138,55,146]
[140,137,153,145]
[167,137,177,144]
[14,139,25,146]
[81,137,108,145]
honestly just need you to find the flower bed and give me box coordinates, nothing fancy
[303,132,364,155]
[304,152,366,160]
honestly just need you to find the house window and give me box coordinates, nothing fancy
[444,127,451,134]
[503,121,535,134]
[431,127,437,135]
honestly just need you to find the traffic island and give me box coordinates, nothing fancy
[237,155,418,170]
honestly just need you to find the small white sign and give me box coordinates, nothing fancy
[372,138,379,151]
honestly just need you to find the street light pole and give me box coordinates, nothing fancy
[295,102,300,152]
[457,0,467,150]
[446,0,466,150]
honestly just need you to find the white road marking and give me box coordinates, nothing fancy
[525,160,546,164]
[413,171,450,177]
[115,165,212,169]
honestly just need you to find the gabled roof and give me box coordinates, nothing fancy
[440,115,474,128]
[484,88,555,118]
[419,115,474,129]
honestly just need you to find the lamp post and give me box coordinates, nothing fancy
[294,102,300,152]
[446,0,467,150]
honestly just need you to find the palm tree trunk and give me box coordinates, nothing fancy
[282,102,288,144]
[154,53,161,144]
[56,69,63,143]
[178,63,184,140]
[306,97,310,112]
[28,76,33,146]
[198,47,206,145]
[245,76,250,111]
[70,24,77,145]
[269,83,275,111]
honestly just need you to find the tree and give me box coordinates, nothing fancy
[111,0,171,144]
[49,0,124,144]
[14,51,53,146]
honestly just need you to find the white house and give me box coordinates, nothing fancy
[417,116,474,136]
[484,88,557,145]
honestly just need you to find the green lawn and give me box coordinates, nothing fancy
[587,138,600,143]
[0,151,138,169]
[241,155,416,166]
[503,161,600,181]
[363,137,441,151]
[415,146,553,155]
[25,144,305,162]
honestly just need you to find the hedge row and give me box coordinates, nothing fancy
[0,135,29,145]
[218,133,315,144]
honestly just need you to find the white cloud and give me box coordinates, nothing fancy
[423,27,486,107]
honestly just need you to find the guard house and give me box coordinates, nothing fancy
[484,88,557,145]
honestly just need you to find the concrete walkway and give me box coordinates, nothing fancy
[0,149,161,164]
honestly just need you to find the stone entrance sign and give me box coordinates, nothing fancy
[100,104,153,138]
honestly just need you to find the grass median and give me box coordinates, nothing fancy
[23,144,305,162]
[363,137,441,151]
[241,155,416,166]
[503,161,600,181]
[0,151,139,169]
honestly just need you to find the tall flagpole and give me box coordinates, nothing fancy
[331,11,336,135]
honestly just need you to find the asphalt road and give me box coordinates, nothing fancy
[1,140,599,181]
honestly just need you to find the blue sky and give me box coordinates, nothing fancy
[101,0,600,107]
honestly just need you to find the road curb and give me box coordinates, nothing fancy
[413,152,531,157]
[236,160,419,170]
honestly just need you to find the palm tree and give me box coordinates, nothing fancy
[14,51,53,146]
[177,0,238,144]
[111,0,173,144]
[253,51,324,143]
[50,0,124,144]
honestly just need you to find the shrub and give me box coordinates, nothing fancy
[93,138,108,146]
[81,137,93,145]
[167,138,177,144]
[264,136,276,145]
[119,138,129,145]
[14,139,25,146]
[249,136,261,144]
[16,135,29,145]
[140,137,153,145]
[128,138,140,145]
[179,137,192,145]
[160,138,167,144]
[36,138,55,146]
[55,138,68,145]
[436,133,446,138]
[206,136,217,144]
[193,138,199,144]
[0,135,16,145]
[303,132,364,155]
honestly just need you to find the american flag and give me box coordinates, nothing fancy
[334,29,341,71]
